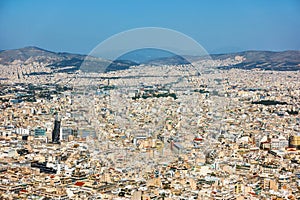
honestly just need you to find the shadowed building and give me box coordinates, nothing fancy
[52,114,61,143]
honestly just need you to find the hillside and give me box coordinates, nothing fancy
[213,50,300,71]
[0,46,137,73]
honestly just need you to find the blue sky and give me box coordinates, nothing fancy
[0,0,299,54]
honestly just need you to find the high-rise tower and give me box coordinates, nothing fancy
[52,114,61,143]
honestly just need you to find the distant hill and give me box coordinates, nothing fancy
[117,48,177,63]
[0,46,137,73]
[143,55,191,65]
[213,50,300,71]
[0,47,299,72]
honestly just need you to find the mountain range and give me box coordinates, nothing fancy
[0,46,299,73]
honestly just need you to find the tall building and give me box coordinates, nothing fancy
[52,114,61,143]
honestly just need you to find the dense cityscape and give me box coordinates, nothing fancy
[1,0,300,199]
[0,55,300,199]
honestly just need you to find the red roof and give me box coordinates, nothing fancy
[75,181,85,187]
[249,192,257,196]
[194,138,203,141]
[20,189,28,193]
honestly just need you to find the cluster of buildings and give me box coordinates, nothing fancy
[0,62,300,199]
